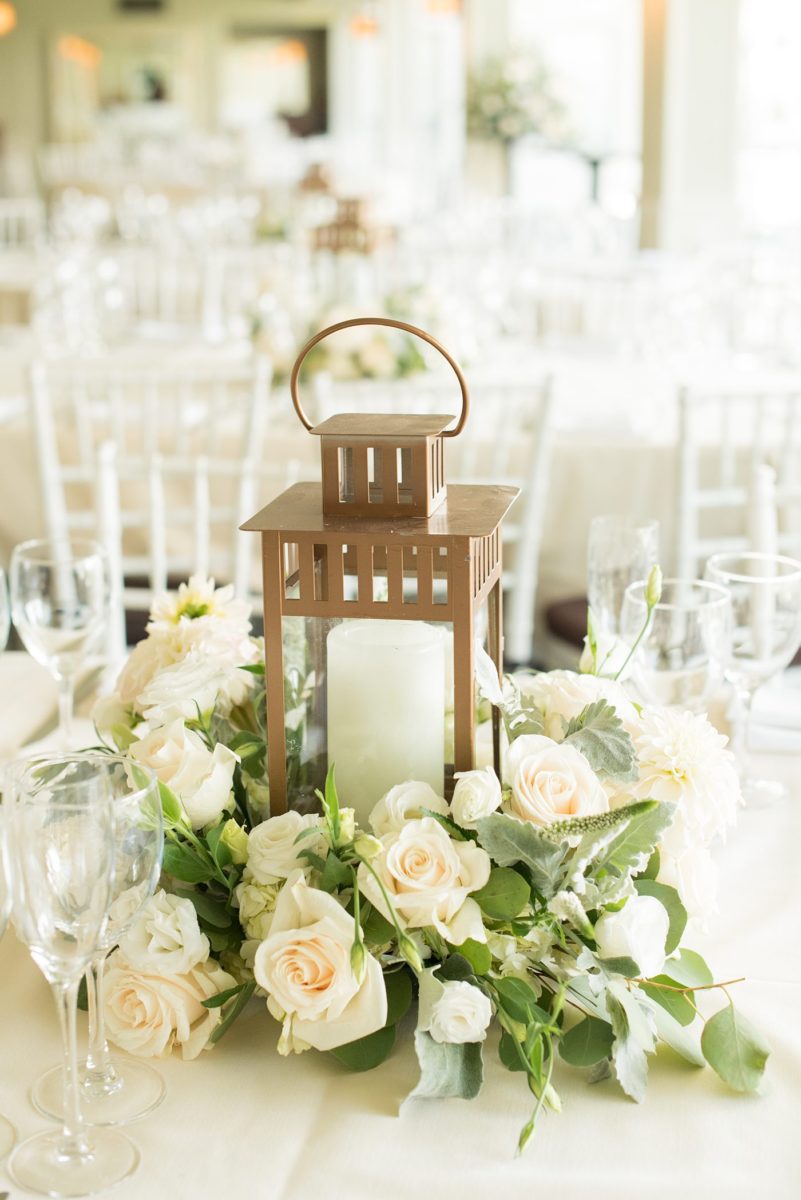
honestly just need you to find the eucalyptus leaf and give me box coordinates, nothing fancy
[635,880,687,954]
[663,948,714,988]
[402,1030,484,1105]
[701,1003,769,1093]
[650,1002,705,1067]
[563,700,638,782]
[474,814,565,898]
[559,1016,614,1067]
[472,867,530,920]
[329,1025,396,1072]
[452,938,492,976]
[640,978,695,1026]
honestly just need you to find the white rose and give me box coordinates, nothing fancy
[104,952,237,1060]
[594,894,669,978]
[358,817,491,945]
[138,650,254,724]
[254,872,387,1053]
[130,719,238,829]
[117,890,209,975]
[117,636,175,707]
[504,735,609,826]
[516,670,639,741]
[451,768,502,828]
[369,781,449,837]
[246,811,326,884]
[658,845,718,924]
[428,980,493,1044]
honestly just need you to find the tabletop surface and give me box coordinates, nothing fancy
[0,662,800,1200]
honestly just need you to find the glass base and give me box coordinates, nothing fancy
[8,1127,139,1198]
[0,1112,17,1159]
[32,1058,165,1127]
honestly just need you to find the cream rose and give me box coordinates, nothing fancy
[130,719,238,829]
[358,817,491,945]
[117,637,175,707]
[451,767,502,828]
[254,873,387,1053]
[117,891,209,975]
[516,669,639,741]
[138,651,254,724]
[504,735,609,826]
[246,811,326,884]
[104,952,237,1060]
[594,894,668,978]
[369,781,449,837]
[428,980,493,1044]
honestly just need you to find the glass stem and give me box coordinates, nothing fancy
[84,955,118,1090]
[57,673,75,749]
[731,686,755,788]
[53,978,92,1160]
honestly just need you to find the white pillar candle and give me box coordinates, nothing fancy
[327,619,446,826]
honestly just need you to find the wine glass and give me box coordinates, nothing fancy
[705,552,801,800]
[10,539,110,748]
[620,578,732,710]
[3,753,140,1196]
[0,807,19,1160]
[33,758,166,1126]
[587,515,660,637]
[0,565,10,650]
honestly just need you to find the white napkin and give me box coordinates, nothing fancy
[749,668,801,754]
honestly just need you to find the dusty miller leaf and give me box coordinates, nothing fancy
[474,813,566,898]
[402,1031,484,1106]
[563,700,638,782]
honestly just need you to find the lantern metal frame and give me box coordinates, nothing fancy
[242,317,518,815]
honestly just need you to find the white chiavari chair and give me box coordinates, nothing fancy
[30,356,274,658]
[676,381,801,578]
[311,371,555,663]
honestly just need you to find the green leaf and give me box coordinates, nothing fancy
[201,983,245,1009]
[209,981,256,1044]
[701,1003,769,1093]
[322,766,341,845]
[240,662,265,675]
[640,978,696,1026]
[663,948,713,988]
[471,867,530,920]
[384,970,413,1027]
[493,976,547,1025]
[452,938,491,976]
[157,781,184,827]
[403,1030,484,1104]
[641,848,660,880]
[174,888,232,930]
[206,821,233,870]
[110,723,139,752]
[563,700,638,781]
[361,903,394,947]
[474,814,565,899]
[499,1030,528,1073]
[650,1002,705,1066]
[162,841,215,884]
[597,955,641,979]
[329,1025,396,1072]
[320,852,352,893]
[598,800,673,876]
[559,1016,615,1067]
[634,879,687,954]
[420,808,472,842]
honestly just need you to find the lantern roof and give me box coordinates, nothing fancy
[310,414,455,439]
[241,482,518,537]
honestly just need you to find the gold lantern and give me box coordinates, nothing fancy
[242,318,518,820]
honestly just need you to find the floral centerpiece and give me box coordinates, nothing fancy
[92,576,768,1154]
[467,52,569,146]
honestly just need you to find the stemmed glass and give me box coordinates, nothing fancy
[33,758,165,1125]
[0,564,9,650]
[620,578,732,711]
[705,552,801,800]
[587,514,659,638]
[3,753,140,1196]
[0,807,18,1160]
[10,539,110,748]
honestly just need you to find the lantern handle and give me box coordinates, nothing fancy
[289,316,470,437]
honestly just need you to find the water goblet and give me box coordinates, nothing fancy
[10,539,110,748]
[704,552,801,800]
[32,757,165,1125]
[587,514,660,639]
[619,578,732,711]
[0,564,10,649]
[4,753,140,1197]
[0,807,18,1160]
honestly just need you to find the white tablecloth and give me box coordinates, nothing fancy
[1,663,800,1198]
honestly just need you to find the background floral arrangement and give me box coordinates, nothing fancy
[466,51,570,145]
[92,576,768,1153]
